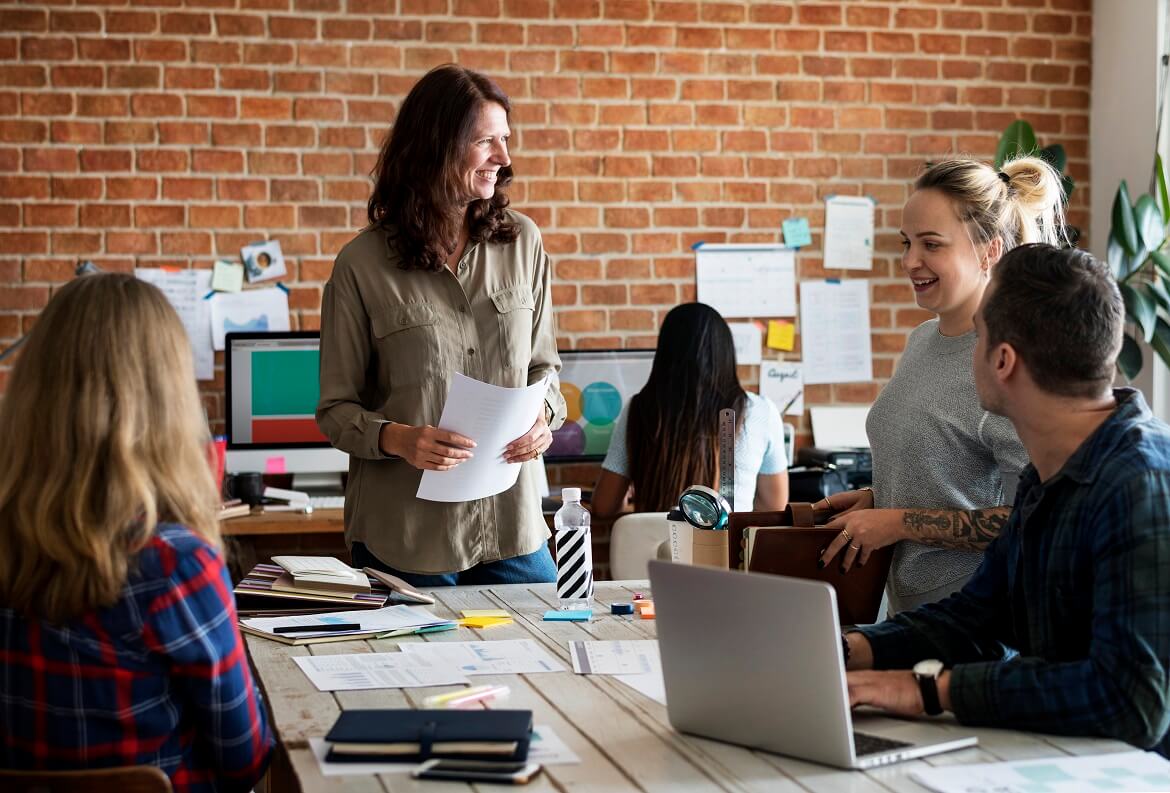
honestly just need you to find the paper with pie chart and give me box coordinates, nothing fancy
[547,351,654,461]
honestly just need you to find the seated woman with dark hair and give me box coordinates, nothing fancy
[592,302,789,518]
[0,273,272,791]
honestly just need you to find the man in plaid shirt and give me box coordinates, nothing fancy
[1,523,273,791]
[844,244,1170,756]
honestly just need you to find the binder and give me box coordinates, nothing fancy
[324,709,533,763]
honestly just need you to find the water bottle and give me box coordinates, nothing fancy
[554,487,593,609]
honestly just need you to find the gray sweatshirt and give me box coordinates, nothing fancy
[866,319,1028,613]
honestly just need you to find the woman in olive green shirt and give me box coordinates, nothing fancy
[316,65,566,586]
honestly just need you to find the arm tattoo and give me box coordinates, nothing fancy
[901,507,1011,551]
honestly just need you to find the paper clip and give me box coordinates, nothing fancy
[423,684,510,710]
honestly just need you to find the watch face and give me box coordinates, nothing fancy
[914,659,945,678]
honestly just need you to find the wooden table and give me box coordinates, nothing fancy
[246,581,1131,792]
[222,510,346,581]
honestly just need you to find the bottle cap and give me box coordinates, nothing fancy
[561,487,581,502]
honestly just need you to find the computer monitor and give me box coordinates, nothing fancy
[546,349,655,463]
[225,331,347,491]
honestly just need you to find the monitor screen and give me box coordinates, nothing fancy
[225,331,347,475]
[546,349,655,463]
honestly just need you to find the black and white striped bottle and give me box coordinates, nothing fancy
[554,487,593,609]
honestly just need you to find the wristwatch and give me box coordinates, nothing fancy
[912,659,945,716]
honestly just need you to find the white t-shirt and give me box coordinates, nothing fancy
[601,391,787,512]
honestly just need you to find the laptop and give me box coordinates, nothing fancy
[648,560,978,769]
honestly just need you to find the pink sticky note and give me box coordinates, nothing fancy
[264,455,287,474]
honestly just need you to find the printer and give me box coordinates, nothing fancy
[795,447,873,490]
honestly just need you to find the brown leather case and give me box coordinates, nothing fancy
[727,502,892,626]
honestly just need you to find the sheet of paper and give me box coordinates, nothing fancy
[293,652,470,691]
[799,280,873,384]
[728,322,762,365]
[417,373,549,503]
[695,244,796,318]
[241,604,452,638]
[461,609,511,619]
[782,217,812,248]
[309,723,579,776]
[614,669,666,705]
[208,286,290,351]
[823,195,875,271]
[569,640,659,676]
[910,750,1168,793]
[766,319,795,351]
[760,361,804,416]
[135,268,214,381]
[211,259,244,293]
[400,639,565,675]
[809,406,870,448]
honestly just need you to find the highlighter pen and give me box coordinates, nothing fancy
[273,622,362,634]
[423,684,510,709]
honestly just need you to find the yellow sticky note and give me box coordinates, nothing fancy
[461,609,510,619]
[459,617,514,629]
[766,320,795,352]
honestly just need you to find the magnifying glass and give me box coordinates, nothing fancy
[678,485,731,531]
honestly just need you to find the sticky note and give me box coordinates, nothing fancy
[638,603,656,620]
[459,617,513,629]
[782,217,812,248]
[211,259,244,293]
[543,610,592,622]
[461,609,511,619]
[766,320,796,352]
[611,603,634,615]
[264,455,286,474]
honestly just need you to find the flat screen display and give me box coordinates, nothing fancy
[546,349,655,463]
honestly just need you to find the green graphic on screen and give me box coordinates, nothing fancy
[252,350,320,415]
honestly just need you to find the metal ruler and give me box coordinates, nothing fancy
[718,408,736,508]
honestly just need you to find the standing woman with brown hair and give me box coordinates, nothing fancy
[0,274,272,790]
[317,64,566,587]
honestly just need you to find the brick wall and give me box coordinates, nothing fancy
[0,0,1091,468]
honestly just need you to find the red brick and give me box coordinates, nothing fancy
[193,42,241,65]
[161,178,212,201]
[0,9,47,32]
[271,16,319,38]
[49,11,101,33]
[161,12,212,35]
[0,176,48,199]
[21,37,75,61]
[80,38,132,62]
[106,232,158,255]
[192,150,244,173]
[797,3,841,25]
[135,205,186,227]
[219,179,269,201]
[138,149,189,172]
[825,31,867,52]
[109,11,158,34]
[25,204,76,227]
[131,94,184,117]
[21,93,71,116]
[216,13,265,36]
[0,285,50,308]
[107,177,158,200]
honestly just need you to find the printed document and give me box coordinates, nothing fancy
[760,361,804,416]
[569,640,660,676]
[292,652,470,691]
[799,279,873,384]
[823,195,875,271]
[241,604,452,638]
[417,373,549,503]
[695,244,796,318]
[728,322,763,365]
[910,750,1169,793]
[135,268,214,381]
[208,286,290,351]
[400,639,565,675]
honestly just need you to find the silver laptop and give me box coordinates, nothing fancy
[648,560,978,769]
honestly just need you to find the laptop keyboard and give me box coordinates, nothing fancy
[854,732,914,757]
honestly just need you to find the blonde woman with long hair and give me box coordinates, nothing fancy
[817,156,1067,614]
[0,274,272,790]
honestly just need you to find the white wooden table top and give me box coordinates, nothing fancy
[244,580,1131,793]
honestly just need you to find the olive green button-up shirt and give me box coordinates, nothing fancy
[316,211,566,574]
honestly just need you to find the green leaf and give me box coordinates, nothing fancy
[1147,277,1170,312]
[1118,333,1143,381]
[995,120,1037,168]
[1112,180,1140,257]
[1152,318,1170,372]
[1135,194,1166,253]
[1121,281,1157,342]
[1061,173,1075,203]
[1152,251,1170,281]
[1156,153,1170,225]
[1039,143,1067,173]
[1108,233,1127,279]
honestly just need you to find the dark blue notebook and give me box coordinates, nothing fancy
[324,709,533,763]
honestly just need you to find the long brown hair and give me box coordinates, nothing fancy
[0,273,220,623]
[627,303,747,512]
[368,64,519,272]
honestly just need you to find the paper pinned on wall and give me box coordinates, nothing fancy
[728,322,763,365]
[211,259,244,293]
[823,195,875,271]
[695,244,796,318]
[135,267,214,381]
[781,217,812,248]
[208,286,291,351]
[760,361,804,416]
[799,279,872,385]
[766,319,795,351]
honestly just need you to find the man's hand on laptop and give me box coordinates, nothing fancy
[846,670,953,718]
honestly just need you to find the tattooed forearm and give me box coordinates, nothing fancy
[901,507,1012,551]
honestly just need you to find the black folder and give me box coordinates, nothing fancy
[324,709,534,763]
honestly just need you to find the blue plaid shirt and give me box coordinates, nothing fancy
[1,523,273,791]
[860,388,1170,755]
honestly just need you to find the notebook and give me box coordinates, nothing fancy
[324,709,534,763]
[272,555,370,593]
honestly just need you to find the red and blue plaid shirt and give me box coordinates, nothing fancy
[1,523,273,792]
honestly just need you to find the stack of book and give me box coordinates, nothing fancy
[233,555,435,616]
